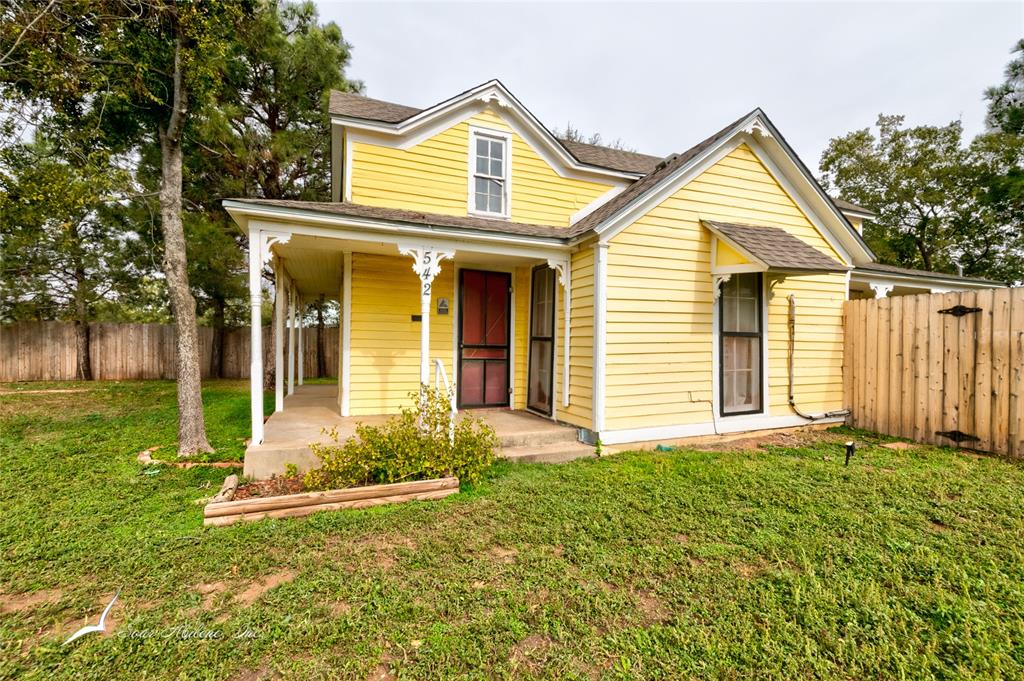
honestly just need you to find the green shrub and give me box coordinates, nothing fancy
[304,387,498,491]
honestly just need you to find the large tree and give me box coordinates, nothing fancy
[1,1,244,454]
[0,137,136,378]
[180,0,358,378]
[820,115,977,273]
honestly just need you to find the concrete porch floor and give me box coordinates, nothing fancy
[244,384,593,479]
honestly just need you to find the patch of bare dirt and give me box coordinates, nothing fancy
[487,546,518,563]
[510,633,554,673]
[233,570,296,607]
[930,519,951,533]
[635,590,670,625]
[881,441,916,450]
[692,427,847,453]
[733,562,767,579]
[231,663,283,681]
[0,588,62,614]
[60,591,122,641]
[674,533,690,544]
[196,581,229,610]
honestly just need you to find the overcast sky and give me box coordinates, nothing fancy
[317,1,1022,173]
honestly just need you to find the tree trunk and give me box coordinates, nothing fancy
[71,224,92,380]
[161,38,212,456]
[316,294,326,378]
[210,295,226,379]
[915,236,933,271]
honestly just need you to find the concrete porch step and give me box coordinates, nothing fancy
[498,441,596,464]
[496,426,579,449]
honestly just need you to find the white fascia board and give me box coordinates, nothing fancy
[839,209,875,221]
[225,202,570,261]
[850,269,1000,291]
[332,81,638,185]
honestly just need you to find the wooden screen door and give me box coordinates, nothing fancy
[458,269,511,408]
[527,265,555,415]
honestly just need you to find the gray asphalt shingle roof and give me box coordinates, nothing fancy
[704,220,849,273]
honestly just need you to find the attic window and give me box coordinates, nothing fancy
[469,129,510,217]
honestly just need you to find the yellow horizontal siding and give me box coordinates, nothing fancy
[562,246,594,429]
[350,109,619,227]
[348,253,455,416]
[513,266,529,410]
[604,143,847,431]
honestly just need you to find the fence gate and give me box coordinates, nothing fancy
[843,288,1024,458]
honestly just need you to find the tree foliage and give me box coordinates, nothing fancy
[820,42,1024,284]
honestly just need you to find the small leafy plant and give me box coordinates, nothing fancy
[304,387,498,491]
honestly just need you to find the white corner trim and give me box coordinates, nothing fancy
[592,243,609,434]
[598,413,845,446]
[343,129,353,202]
[467,125,513,220]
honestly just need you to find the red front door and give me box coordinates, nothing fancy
[458,269,511,408]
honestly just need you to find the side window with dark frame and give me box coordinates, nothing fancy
[720,272,763,415]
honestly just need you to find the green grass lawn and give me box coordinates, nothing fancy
[2,380,1023,680]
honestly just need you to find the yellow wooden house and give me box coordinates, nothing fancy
[226,80,999,478]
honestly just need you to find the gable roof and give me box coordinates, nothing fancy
[328,91,420,123]
[328,82,661,176]
[704,220,849,273]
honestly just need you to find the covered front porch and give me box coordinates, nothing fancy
[227,199,594,479]
[244,384,592,479]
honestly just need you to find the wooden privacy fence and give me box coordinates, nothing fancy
[843,288,1024,457]
[0,322,339,382]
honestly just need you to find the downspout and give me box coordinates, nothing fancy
[788,294,850,421]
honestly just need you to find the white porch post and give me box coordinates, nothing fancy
[340,252,352,416]
[248,229,264,445]
[274,259,285,412]
[548,257,571,408]
[399,245,454,387]
[297,295,304,386]
[287,281,296,396]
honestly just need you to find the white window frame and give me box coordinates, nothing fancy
[711,273,770,421]
[467,126,512,219]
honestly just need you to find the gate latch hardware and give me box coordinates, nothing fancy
[935,430,979,444]
[938,305,982,317]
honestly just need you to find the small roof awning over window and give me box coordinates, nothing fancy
[703,220,849,275]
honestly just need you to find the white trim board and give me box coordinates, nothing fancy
[332,80,638,185]
[599,413,845,446]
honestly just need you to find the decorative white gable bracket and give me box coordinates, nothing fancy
[712,274,732,301]
[870,283,894,298]
[742,118,773,140]
[257,230,292,265]
[767,275,788,301]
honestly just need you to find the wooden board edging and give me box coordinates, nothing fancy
[203,477,459,526]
